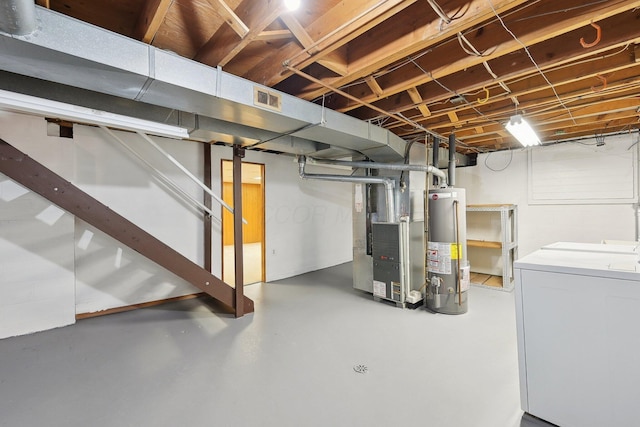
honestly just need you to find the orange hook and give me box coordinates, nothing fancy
[580,22,601,48]
[477,87,489,104]
[591,74,607,92]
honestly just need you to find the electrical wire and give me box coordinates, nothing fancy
[315,0,592,105]
[513,0,612,23]
[408,57,503,129]
[506,44,632,87]
[487,0,577,125]
[484,149,514,172]
[457,32,497,58]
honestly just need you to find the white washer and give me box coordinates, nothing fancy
[514,243,640,427]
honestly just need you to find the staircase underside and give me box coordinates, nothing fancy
[0,137,254,315]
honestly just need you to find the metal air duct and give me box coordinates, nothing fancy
[0,0,36,35]
[298,156,396,222]
[307,156,447,186]
[0,7,407,162]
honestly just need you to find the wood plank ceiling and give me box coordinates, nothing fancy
[40,0,640,154]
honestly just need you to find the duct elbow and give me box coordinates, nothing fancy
[297,155,307,178]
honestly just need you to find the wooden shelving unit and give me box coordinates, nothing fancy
[466,204,518,291]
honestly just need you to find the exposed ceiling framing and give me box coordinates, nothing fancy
[18,0,640,153]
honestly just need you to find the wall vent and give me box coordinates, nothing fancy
[253,86,282,111]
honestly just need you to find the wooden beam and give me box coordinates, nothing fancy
[134,0,172,43]
[356,33,639,125]
[35,0,50,8]
[280,14,318,53]
[413,70,640,137]
[407,87,431,117]
[280,14,348,76]
[209,0,249,39]
[256,29,292,41]
[195,0,286,67]
[297,0,532,101]
[319,0,640,110]
[317,51,349,76]
[244,0,416,85]
[232,146,245,318]
[365,76,384,98]
[447,111,461,128]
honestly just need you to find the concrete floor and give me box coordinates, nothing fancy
[0,263,553,427]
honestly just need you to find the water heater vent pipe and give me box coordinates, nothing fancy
[448,133,456,187]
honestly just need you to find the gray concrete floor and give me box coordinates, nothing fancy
[0,263,554,427]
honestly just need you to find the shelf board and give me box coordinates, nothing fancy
[467,204,516,212]
[468,239,502,249]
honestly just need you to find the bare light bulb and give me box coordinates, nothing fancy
[284,0,300,11]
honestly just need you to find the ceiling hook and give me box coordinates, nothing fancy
[591,74,607,92]
[477,87,489,104]
[580,22,601,48]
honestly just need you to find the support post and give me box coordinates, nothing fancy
[233,145,245,317]
[204,143,212,273]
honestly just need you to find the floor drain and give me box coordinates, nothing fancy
[353,364,368,374]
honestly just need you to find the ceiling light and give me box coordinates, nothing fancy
[0,89,189,139]
[284,0,300,11]
[505,114,540,147]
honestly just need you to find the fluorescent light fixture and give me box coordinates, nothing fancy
[505,114,540,147]
[284,0,300,11]
[0,89,189,139]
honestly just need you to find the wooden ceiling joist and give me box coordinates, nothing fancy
[347,16,640,125]
[134,0,173,43]
[295,0,533,101]
[209,0,249,38]
[388,56,640,136]
[280,14,348,76]
[331,1,640,114]
[407,87,432,117]
[195,0,286,67]
[245,0,417,86]
[255,29,292,41]
[365,76,384,98]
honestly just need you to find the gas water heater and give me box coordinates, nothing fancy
[425,187,469,314]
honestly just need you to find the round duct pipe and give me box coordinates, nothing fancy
[0,0,36,36]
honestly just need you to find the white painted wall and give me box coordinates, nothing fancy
[0,177,76,338]
[210,146,353,282]
[457,133,639,275]
[0,111,352,337]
